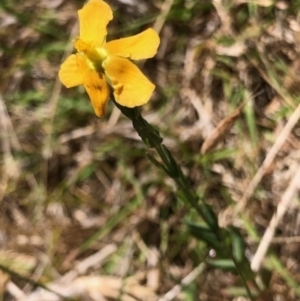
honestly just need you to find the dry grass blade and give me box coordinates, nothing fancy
[61,244,117,282]
[16,245,117,301]
[201,103,245,154]
[0,93,21,200]
[251,164,300,272]
[158,263,206,301]
[235,0,274,6]
[17,274,158,301]
[153,0,175,34]
[234,103,300,217]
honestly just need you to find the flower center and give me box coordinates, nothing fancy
[74,38,107,72]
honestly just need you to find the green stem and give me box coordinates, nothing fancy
[112,97,257,295]
[113,99,219,230]
[232,257,255,301]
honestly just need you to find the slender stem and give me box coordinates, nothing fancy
[232,257,255,301]
[112,97,219,229]
[112,97,257,295]
[154,143,218,230]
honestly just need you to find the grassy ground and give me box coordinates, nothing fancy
[1,0,300,300]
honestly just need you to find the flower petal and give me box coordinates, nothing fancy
[78,0,113,47]
[59,54,87,88]
[84,70,110,117]
[104,56,155,107]
[104,28,160,60]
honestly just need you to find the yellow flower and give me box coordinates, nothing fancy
[59,0,160,117]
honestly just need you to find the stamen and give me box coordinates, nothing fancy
[74,38,107,72]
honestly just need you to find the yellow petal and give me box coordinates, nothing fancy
[104,28,160,60]
[59,54,87,88]
[78,0,113,47]
[84,70,110,116]
[104,56,155,107]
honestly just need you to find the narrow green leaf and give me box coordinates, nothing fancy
[244,101,258,146]
[147,153,169,174]
[227,226,245,263]
[207,259,236,270]
[198,202,219,231]
[157,144,180,177]
[187,221,222,250]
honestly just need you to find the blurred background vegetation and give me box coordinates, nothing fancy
[1,0,300,300]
